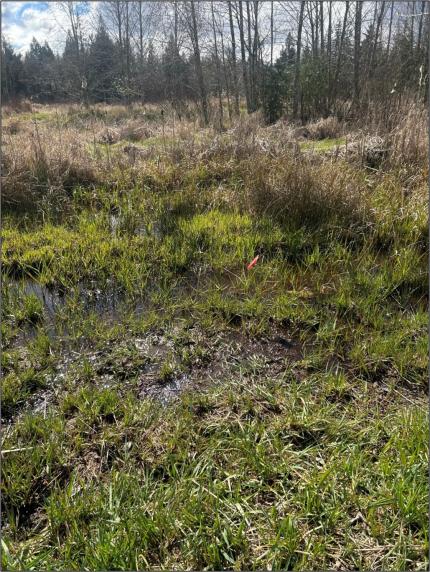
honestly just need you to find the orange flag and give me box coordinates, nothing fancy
[247,255,260,270]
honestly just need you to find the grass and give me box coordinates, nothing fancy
[1,380,427,570]
[300,136,346,151]
[1,101,428,570]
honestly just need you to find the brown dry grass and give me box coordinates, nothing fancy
[306,116,344,140]
[1,100,427,213]
[386,104,428,167]
[239,153,369,228]
[2,120,99,207]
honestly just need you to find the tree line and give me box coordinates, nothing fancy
[2,1,428,123]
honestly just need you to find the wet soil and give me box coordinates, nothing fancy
[5,323,305,422]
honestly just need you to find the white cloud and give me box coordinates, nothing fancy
[2,1,100,55]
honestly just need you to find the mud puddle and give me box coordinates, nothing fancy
[5,324,305,423]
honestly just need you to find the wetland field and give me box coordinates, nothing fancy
[1,101,428,570]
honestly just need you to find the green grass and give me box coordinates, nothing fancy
[1,107,428,570]
[1,379,427,570]
[300,137,346,151]
[5,111,53,123]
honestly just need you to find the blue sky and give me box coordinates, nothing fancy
[2,1,96,55]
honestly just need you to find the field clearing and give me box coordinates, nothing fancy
[1,101,428,570]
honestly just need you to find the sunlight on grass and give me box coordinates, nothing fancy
[1,102,428,571]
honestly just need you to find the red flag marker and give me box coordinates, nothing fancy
[247,255,260,270]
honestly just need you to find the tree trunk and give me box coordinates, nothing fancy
[270,0,274,66]
[308,3,316,57]
[115,1,123,76]
[331,0,349,109]
[228,1,240,116]
[238,0,251,112]
[387,1,394,55]
[219,20,232,121]
[353,0,363,106]
[417,0,426,52]
[315,1,319,56]
[246,1,254,110]
[327,0,332,110]
[174,0,178,49]
[293,0,305,118]
[320,1,324,54]
[251,1,260,112]
[125,1,130,104]
[369,1,386,77]
[190,0,209,125]
[138,1,143,63]
[211,0,224,130]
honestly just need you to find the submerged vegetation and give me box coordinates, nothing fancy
[1,100,428,570]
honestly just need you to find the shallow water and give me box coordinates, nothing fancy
[5,278,146,345]
[4,271,202,348]
[8,278,131,316]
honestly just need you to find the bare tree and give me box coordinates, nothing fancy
[293,0,305,118]
[57,2,87,103]
[369,1,386,78]
[353,0,363,106]
[188,0,209,125]
[228,1,240,116]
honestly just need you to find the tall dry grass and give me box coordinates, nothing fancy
[305,116,345,140]
[386,104,428,168]
[239,154,370,229]
[2,121,99,207]
[1,99,427,216]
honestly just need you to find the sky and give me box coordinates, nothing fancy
[1,0,289,58]
[1,1,98,55]
[1,1,418,59]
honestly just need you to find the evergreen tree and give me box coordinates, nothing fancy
[1,40,24,101]
[261,64,283,124]
[23,38,58,101]
[87,18,119,102]
[274,35,296,113]
[61,31,83,101]
[140,41,163,102]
